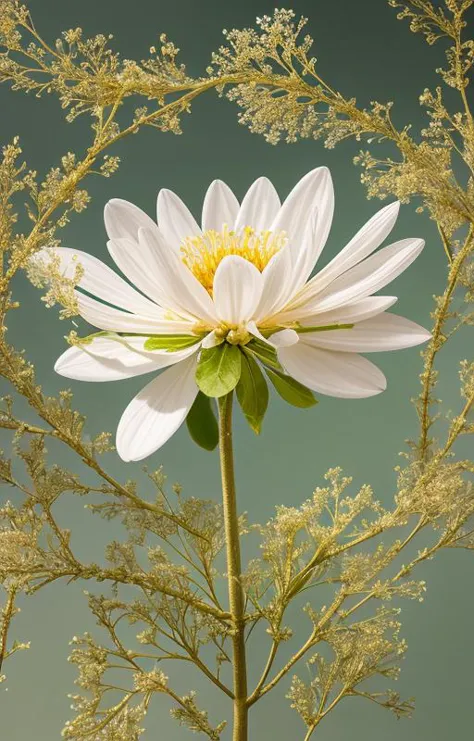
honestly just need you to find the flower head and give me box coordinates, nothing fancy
[44,167,430,461]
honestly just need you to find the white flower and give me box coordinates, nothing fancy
[46,167,430,461]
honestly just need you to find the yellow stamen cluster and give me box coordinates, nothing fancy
[215,324,252,345]
[180,225,286,294]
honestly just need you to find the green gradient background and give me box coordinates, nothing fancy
[1,1,473,739]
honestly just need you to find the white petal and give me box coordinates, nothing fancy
[116,355,199,462]
[138,228,217,323]
[85,335,200,361]
[289,238,425,317]
[247,321,298,348]
[278,343,387,398]
[277,296,398,326]
[76,293,194,334]
[302,312,431,352]
[279,210,320,303]
[55,345,158,382]
[107,236,172,310]
[202,180,239,231]
[301,201,400,298]
[54,338,198,382]
[246,320,266,343]
[104,199,158,241]
[234,177,281,233]
[256,214,324,321]
[201,330,221,349]
[270,329,300,348]
[213,256,263,324]
[109,229,216,322]
[157,189,201,250]
[254,245,293,321]
[34,247,159,316]
[270,167,334,265]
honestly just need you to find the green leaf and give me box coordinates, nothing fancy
[186,392,219,451]
[196,344,242,398]
[246,338,284,371]
[265,368,318,408]
[144,334,201,352]
[236,351,269,434]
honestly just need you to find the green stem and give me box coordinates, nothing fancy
[218,393,248,741]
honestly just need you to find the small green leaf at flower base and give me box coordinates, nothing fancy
[196,343,242,398]
[143,334,201,352]
[265,368,318,408]
[245,338,284,371]
[236,351,269,434]
[186,391,219,451]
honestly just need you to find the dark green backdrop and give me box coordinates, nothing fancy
[1,1,472,739]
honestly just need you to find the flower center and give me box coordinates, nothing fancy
[215,324,252,345]
[180,225,286,294]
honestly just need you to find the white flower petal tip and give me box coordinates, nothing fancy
[387,200,401,220]
[271,167,334,260]
[293,166,332,188]
[202,179,239,232]
[116,355,198,462]
[235,176,281,233]
[104,198,158,241]
[156,188,201,249]
[54,348,74,376]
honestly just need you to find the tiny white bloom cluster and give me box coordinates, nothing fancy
[44,168,430,461]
